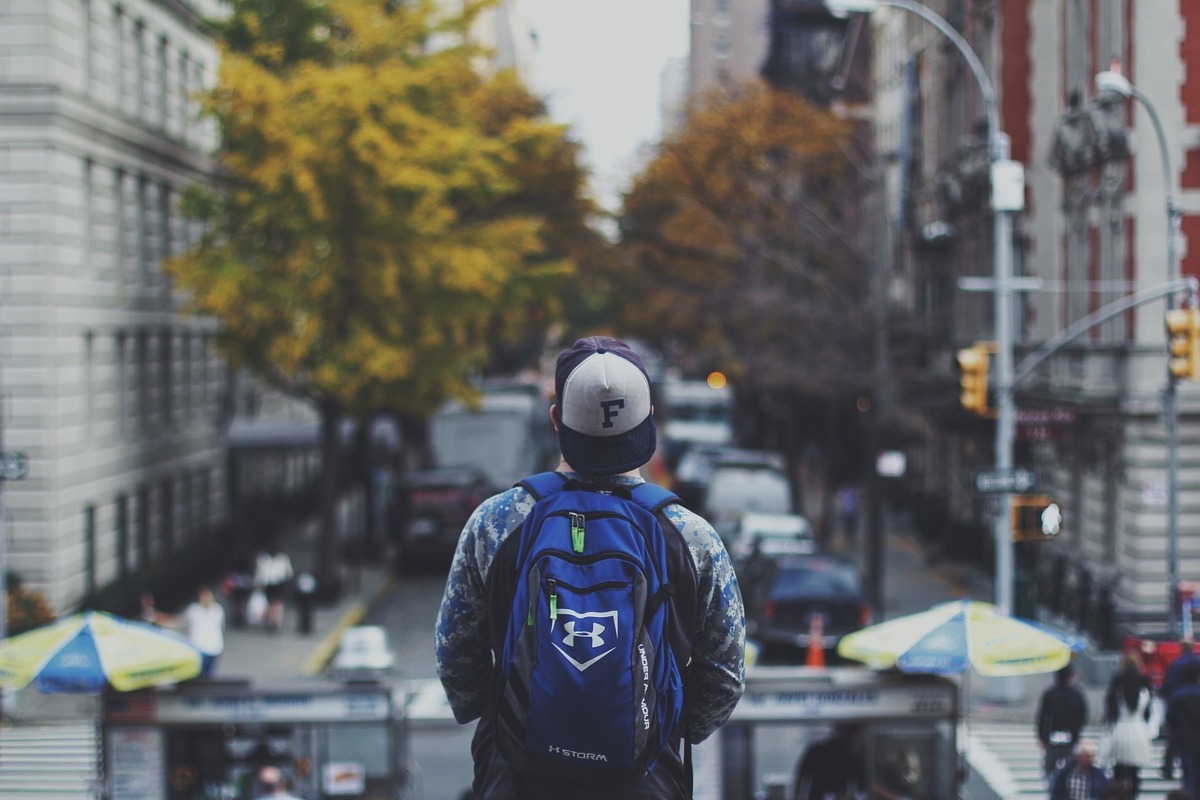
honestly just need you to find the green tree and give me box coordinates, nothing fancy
[168,0,588,586]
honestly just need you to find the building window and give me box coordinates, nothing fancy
[137,174,149,286]
[157,35,169,128]
[160,478,174,552]
[84,505,97,598]
[116,493,129,579]
[177,49,190,137]
[137,330,150,432]
[138,485,151,566]
[116,331,128,435]
[80,0,92,95]
[84,331,95,443]
[161,330,173,427]
[83,158,94,272]
[134,19,146,119]
[114,6,125,111]
[115,168,127,286]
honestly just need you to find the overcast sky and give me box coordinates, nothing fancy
[520,0,690,212]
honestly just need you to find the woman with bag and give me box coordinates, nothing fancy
[1105,651,1155,799]
[255,540,294,633]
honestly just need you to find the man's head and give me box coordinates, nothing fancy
[1055,663,1075,686]
[552,336,656,476]
[1074,740,1097,768]
[258,766,285,794]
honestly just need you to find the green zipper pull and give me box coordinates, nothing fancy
[526,600,533,626]
[549,579,558,621]
[570,513,586,553]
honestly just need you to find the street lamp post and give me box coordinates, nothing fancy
[827,0,1024,615]
[1095,65,1183,637]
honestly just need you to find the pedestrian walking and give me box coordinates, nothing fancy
[255,540,294,633]
[1161,640,1200,778]
[184,586,226,678]
[435,335,746,800]
[1104,652,1155,799]
[1167,666,1200,800]
[1049,741,1108,800]
[157,586,226,678]
[835,484,860,541]
[1037,663,1090,780]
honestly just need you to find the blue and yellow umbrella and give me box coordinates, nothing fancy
[837,599,1080,677]
[0,610,202,694]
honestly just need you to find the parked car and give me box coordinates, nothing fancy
[729,512,816,564]
[331,625,395,672]
[703,462,793,541]
[674,445,788,510]
[395,467,495,570]
[741,553,870,664]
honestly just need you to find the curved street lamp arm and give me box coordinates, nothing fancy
[1013,277,1200,385]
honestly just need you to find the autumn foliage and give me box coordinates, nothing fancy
[617,81,871,394]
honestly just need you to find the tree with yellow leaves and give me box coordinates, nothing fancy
[168,0,591,585]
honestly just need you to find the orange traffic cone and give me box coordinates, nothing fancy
[806,616,826,667]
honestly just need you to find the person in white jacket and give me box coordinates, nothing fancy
[255,542,294,633]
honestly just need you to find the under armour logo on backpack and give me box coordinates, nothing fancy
[552,609,618,672]
[562,620,606,647]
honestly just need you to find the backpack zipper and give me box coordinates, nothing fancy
[548,579,558,620]
[570,512,586,553]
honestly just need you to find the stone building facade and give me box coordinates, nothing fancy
[0,0,228,613]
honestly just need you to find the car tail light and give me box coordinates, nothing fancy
[858,604,872,627]
[762,600,776,623]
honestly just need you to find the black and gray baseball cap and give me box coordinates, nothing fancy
[554,336,657,476]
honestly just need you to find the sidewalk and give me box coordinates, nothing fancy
[2,520,394,723]
[218,520,394,681]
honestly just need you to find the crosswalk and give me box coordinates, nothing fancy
[0,722,101,799]
[968,722,1180,800]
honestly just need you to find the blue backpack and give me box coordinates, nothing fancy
[488,472,697,784]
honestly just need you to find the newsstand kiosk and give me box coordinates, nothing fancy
[102,679,402,800]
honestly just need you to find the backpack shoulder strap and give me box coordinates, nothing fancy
[516,471,569,501]
[628,481,680,514]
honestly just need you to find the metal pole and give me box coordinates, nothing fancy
[869,0,1013,614]
[1126,84,1180,636]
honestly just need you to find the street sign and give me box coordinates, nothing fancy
[974,468,1037,494]
[0,451,28,481]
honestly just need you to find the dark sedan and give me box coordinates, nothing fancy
[741,553,871,664]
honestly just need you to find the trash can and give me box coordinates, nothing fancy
[295,572,317,635]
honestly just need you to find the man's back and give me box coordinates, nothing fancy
[436,333,745,800]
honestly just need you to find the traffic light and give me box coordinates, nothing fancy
[1166,308,1200,380]
[956,343,991,415]
[1011,495,1063,542]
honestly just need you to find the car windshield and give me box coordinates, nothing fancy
[772,562,859,601]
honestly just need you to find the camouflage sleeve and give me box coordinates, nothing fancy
[434,487,534,724]
[665,504,746,742]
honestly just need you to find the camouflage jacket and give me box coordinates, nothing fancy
[434,471,746,742]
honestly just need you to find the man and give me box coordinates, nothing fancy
[435,336,746,799]
[184,586,225,678]
[1161,639,1200,778]
[1037,663,1089,780]
[1049,741,1108,800]
[791,723,865,800]
[252,766,301,800]
[1167,665,1200,799]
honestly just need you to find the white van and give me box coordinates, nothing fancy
[704,464,793,541]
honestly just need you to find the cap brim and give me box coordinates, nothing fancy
[559,414,657,476]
